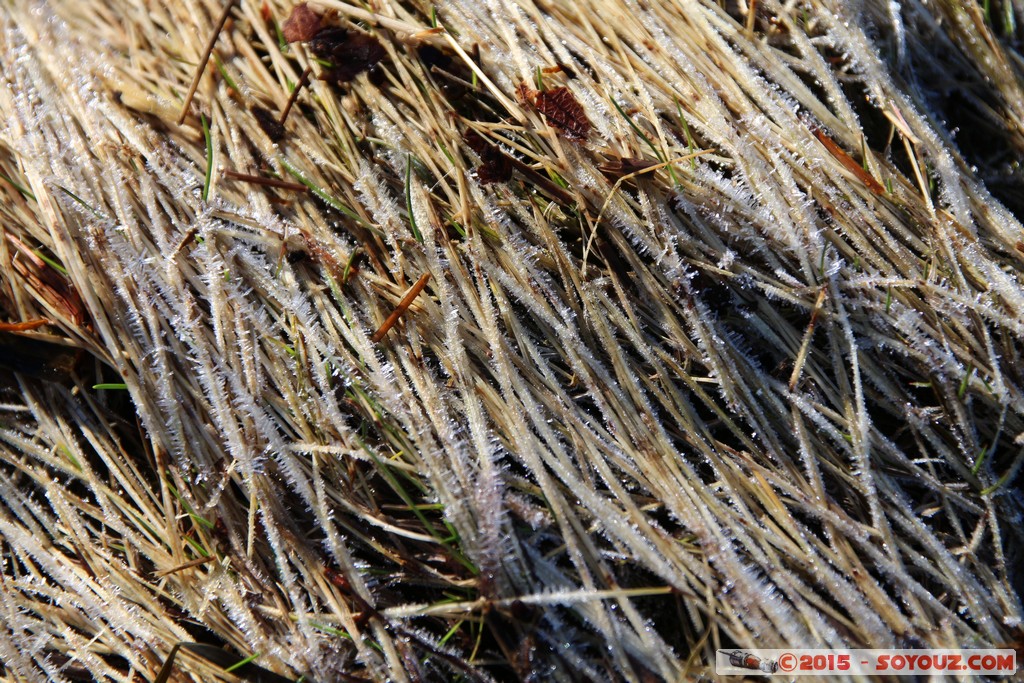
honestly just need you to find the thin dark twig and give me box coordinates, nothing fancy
[177,0,237,125]
[279,66,312,126]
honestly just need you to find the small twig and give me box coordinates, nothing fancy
[429,65,477,91]
[371,273,432,343]
[222,169,307,192]
[279,66,312,126]
[0,318,51,332]
[177,0,237,125]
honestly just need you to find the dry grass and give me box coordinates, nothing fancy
[1,0,1023,680]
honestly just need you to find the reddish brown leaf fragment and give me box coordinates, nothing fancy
[812,128,885,195]
[308,28,385,83]
[534,86,591,139]
[463,130,490,156]
[282,2,324,43]
[515,82,537,106]
[299,230,348,283]
[464,131,512,184]
[477,157,512,185]
[324,567,350,590]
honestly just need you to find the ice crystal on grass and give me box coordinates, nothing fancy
[2,0,1024,680]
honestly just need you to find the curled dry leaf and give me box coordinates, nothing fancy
[533,86,591,140]
[282,2,324,43]
[308,28,386,83]
[464,130,512,184]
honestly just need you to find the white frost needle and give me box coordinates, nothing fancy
[1,0,1022,680]
[581,150,714,273]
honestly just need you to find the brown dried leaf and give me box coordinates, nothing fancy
[515,82,537,104]
[534,87,591,140]
[477,158,512,184]
[308,29,386,83]
[464,131,512,184]
[463,130,491,157]
[282,2,324,43]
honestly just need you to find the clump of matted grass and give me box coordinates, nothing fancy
[1,0,1023,680]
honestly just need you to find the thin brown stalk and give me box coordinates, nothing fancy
[176,0,237,125]
[371,273,431,343]
[279,66,312,126]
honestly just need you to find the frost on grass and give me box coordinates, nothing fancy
[1,0,1023,681]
